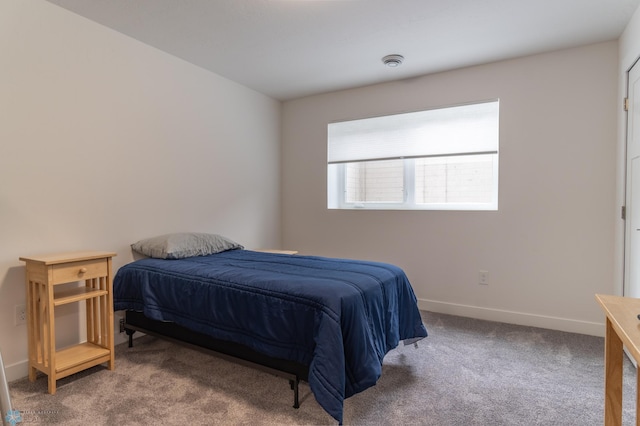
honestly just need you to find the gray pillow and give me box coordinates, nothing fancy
[131,233,243,259]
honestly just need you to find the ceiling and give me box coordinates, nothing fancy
[46,0,640,101]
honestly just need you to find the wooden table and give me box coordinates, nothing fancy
[20,251,116,394]
[595,294,640,425]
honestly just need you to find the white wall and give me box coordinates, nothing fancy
[282,41,619,336]
[0,1,281,380]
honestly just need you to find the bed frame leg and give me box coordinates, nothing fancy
[125,329,135,348]
[290,378,300,409]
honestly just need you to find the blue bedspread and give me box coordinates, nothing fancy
[113,249,427,423]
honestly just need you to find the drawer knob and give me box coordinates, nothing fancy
[79,267,88,274]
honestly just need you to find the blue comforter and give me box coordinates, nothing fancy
[113,249,427,423]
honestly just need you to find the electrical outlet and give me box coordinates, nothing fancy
[478,270,489,285]
[15,304,26,326]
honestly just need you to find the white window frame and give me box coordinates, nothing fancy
[327,100,499,211]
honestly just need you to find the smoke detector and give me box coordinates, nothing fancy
[382,54,404,67]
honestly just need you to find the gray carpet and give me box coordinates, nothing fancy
[8,312,637,425]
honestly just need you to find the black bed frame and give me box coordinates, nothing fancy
[123,310,310,408]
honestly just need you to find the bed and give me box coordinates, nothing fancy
[113,234,427,424]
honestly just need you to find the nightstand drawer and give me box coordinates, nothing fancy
[52,259,107,283]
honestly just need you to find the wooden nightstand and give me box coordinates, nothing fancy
[19,251,116,394]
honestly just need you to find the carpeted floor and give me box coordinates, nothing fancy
[8,311,636,425]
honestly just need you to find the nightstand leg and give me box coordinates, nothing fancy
[26,280,37,382]
[48,376,56,395]
[46,280,56,395]
[106,258,115,370]
[28,365,37,382]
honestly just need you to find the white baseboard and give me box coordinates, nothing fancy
[5,360,28,384]
[418,298,605,337]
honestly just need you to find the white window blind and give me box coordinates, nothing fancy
[328,100,499,164]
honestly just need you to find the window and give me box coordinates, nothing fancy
[327,100,499,210]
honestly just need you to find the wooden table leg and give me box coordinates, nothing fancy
[637,367,640,426]
[605,317,623,425]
